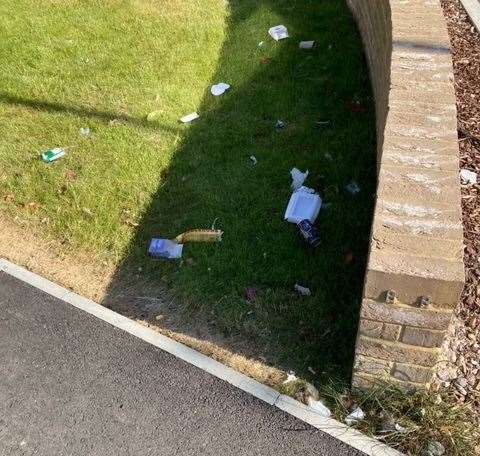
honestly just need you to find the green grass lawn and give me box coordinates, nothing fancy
[0,0,376,383]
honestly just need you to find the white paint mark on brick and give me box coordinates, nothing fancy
[381,216,462,235]
[383,202,441,218]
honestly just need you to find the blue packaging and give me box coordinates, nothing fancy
[148,238,183,259]
[297,219,320,248]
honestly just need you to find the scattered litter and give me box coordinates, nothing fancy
[275,119,286,130]
[174,229,223,243]
[299,41,315,49]
[210,82,231,96]
[260,57,271,65]
[290,168,309,190]
[316,120,331,127]
[249,155,258,165]
[155,314,165,321]
[345,407,365,426]
[297,219,321,247]
[346,180,361,195]
[41,147,65,163]
[79,127,91,137]
[394,423,407,433]
[308,399,331,417]
[268,25,289,41]
[245,287,257,302]
[82,207,93,217]
[425,441,445,456]
[283,372,298,384]
[258,41,265,47]
[294,284,311,296]
[148,238,183,260]
[460,168,477,185]
[285,192,322,224]
[307,366,316,375]
[180,112,199,123]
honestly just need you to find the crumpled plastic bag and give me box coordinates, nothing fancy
[290,168,309,190]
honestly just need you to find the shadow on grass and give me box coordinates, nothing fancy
[0,93,181,134]
[100,0,377,384]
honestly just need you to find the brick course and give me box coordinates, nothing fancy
[347,0,464,389]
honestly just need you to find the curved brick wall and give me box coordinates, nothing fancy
[347,0,465,388]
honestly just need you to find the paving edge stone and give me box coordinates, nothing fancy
[460,0,480,32]
[0,258,403,456]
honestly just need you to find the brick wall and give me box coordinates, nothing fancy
[347,0,465,388]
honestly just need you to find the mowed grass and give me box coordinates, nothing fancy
[0,0,376,382]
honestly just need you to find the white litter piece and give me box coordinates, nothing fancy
[395,423,407,433]
[79,127,91,137]
[249,155,257,165]
[283,372,298,384]
[294,284,311,296]
[276,119,286,129]
[346,180,361,194]
[268,25,289,41]
[284,191,322,224]
[460,168,477,185]
[210,82,231,96]
[308,399,331,417]
[345,407,365,426]
[258,41,265,47]
[41,147,65,163]
[299,40,315,49]
[290,168,309,190]
[180,112,199,123]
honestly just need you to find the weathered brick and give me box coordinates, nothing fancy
[360,300,452,330]
[356,336,439,367]
[351,373,378,391]
[359,319,401,341]
[354,354,391,376]
[401,326,445,348]
[392,363,433,384]
[348,0,463,389]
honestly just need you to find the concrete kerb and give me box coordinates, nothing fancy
[0,259,403,456]
[460,0,480,32]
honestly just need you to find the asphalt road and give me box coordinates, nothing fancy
[0,272,364,456]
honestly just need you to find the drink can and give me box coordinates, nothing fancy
[297,219,320,247]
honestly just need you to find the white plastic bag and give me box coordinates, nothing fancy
[210,82,230,96]
[290,168,309,190]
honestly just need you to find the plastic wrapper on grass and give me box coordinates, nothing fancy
[268,25,289,41]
